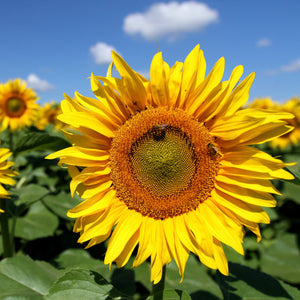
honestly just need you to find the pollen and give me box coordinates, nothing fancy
[110,107,221,219]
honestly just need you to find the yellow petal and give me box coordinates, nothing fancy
[216,174,280,195]
[211,189,271,224]
[150,52,169,106]
[111,51,147,112]
[105,210,142,264]
[198,201,244,255]
[67,189,115,218]
[212,238,229,275]
[178,44,200,108]
[215,181,276,207]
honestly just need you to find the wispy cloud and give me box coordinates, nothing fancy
[26,74,55,92]
[265,58,300,76]
[123,1,219,41]
[281,58,300,73]
[256,38,272,48]
[90,42,119,65]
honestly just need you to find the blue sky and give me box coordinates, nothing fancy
[1,0,299,104]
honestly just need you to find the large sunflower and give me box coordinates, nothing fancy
[47,45,293,283]
[0,79,39,131]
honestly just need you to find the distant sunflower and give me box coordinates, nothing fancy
[47,45,293,283]
[269,98,300,149]
[36,102,64,130]
[248,97,276,110]
[0,147,18,199]
[0,79,39,131]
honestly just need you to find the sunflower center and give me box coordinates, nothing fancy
[6,97,26,117]
[131,126,195,197]
[110,107,221,220]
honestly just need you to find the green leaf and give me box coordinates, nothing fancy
[217,262,300,300]
[56,249,136,297]
[13,131,70,157]
[13,184,49,206]
[14,202,59,240]
[163,256,223,299]
[45,268,124,300]
[0,255,61,299]
[282,154,300,185]
[55,249,114,281]
[260,233,300,284]
[43,192,82,220]
[279,180,300,204]
[147,289,192,300]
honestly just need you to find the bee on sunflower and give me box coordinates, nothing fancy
[47,45,294,284]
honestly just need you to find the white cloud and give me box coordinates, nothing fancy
[26,74,55,92]
[256,38,272,48]
[280,58,300,73]
[123,1,219,41]
[264,58,300,76]
[90,42,118,65]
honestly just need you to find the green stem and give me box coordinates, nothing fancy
[0,198,14,257]
[152,265,166,299]
[9,131,14,157]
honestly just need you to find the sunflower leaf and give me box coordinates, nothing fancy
[13,202,59,240]
[43,192,82,220]
[260,233,300,284]
[45,268,125,300]
[146,289,192,300]
[217,262,300,300]
[12,131,70,157]
[163,256,223,299]
[281,153,300,185]
[0,255,61,299]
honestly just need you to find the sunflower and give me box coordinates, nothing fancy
[0,147,18,199]
[248,97,276,110]
[47,45,293,283]
[0,79,39,131]
[268,98,300,149]
[36,101,64,130]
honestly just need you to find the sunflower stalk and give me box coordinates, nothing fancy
[0,198,14,257]
[9,131,14,156]
[152,265,166,299]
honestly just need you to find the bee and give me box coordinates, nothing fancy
[152,124,168,141]
[207,142,220,157]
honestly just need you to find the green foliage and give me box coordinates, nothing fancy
[0,255,62,299]
[217,263,300,300]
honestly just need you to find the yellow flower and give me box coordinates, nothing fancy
[248,97,276,110]
[47,45,293,283]
[36,102,64,130]
[0,147,18,199]
[0,79,39,131]
[268,98,300,149]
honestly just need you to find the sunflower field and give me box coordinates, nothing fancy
[0,47,300,300]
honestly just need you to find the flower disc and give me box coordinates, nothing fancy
[6,97,26,117]
[110,107,221,219]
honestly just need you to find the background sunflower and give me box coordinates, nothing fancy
[0,79,39,131]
